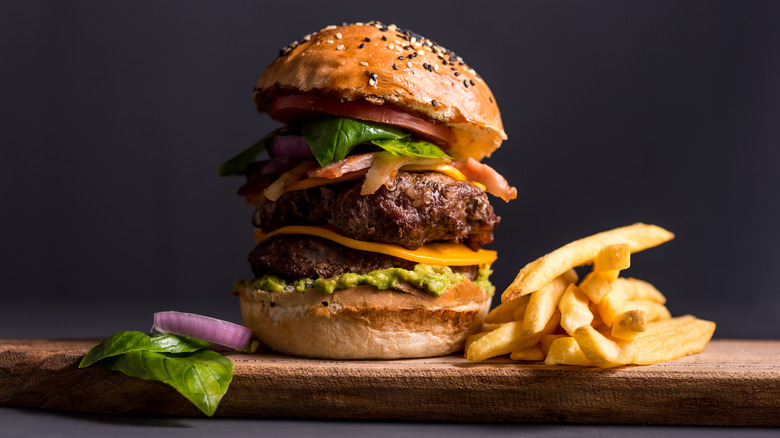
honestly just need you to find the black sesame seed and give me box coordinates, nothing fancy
[470,79,476,86]
[454,72,460,76]
[448,56,457,62]
[432,100,438,106]
[398,56,405,60]
[364,37,371,42]
[392,63,399,70]
[404,45,412,50]
[321,301,329,307]
[371,73,378,80]
[359,43,365,49]
[463,79,469,87]
[382,35,388,40]
[489,96,493,103]
[269,302,276,307]
[412,52,418,58]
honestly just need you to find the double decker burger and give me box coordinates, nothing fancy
[222,22,516,359]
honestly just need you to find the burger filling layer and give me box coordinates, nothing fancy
[243,171,499,250]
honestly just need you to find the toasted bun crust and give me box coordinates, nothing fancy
[253,22,506,162]
[238,279,491,359]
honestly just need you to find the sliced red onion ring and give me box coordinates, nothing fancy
[153,311,252,350]
[267,135,313,158]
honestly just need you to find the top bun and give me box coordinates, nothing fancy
[253,22,506,162]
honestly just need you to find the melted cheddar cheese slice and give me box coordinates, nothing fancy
[253,225,497,266]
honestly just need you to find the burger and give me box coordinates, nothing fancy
[222,22,516,359]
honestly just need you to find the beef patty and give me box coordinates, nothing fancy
[248,234,478,280]
[248,171,499,250]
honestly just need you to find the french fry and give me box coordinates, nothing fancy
[597,278,667,327]
[540,334,566,356]
[578,271,612,304]
[464,331,490,351]
[558,283,593,335]
[521,271,577,335]
[509,345,545,361]
[466,312,561,362]
[593,243,630,282]
[572,325,625,367]
[611,309,647,340]
[624,299,672,322]
[573,316,716,367]
[484,294,530,324]
[501,223,674,302]
[544,336,595,366]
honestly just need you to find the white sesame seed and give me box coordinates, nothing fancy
[325,40,334,44]
[359,61,369,66]
[413,41,422,48]
[417,50,424,56]
[337,44,344,50]
[407,61,412,68]
[388,44,394,49]
[355,22,363,25]
[410,37,416,44]
[303,34,312,41]
[388,24,397,31]
[325,25,337,30]
[433,64,439,70]
[335,32,342,39]
[368,78,376,86]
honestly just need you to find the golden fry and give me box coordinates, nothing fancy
[544,336,595,366]
[624,299,671,322]
[509,345,545,361]
[558,283,593,335]
[611,309,647,340]
[597,278,667,327]
[594,243,630,272]
[521,271,576,335]
[484,294,530,324]
[501,223,674,302]
[574,316,716,368]
[579,272,612,304]
[466,312,560,362]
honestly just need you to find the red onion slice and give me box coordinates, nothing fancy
[153,311,252,350]
[267,135,313,158]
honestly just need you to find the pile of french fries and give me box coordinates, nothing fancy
[466,223,715,367]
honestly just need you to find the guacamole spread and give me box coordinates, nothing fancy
[239,264,494,297]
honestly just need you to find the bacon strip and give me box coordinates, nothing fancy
[453,158,517,202]
[306,153,377,179]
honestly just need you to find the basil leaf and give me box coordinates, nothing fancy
[302,117,407,166]
[218,128,285,176]
[101,349,233,417]
[371,137,450,159]
[79,331,211,368]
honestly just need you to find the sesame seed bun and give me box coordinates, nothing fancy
[237,279,491,359]
[253,22,506,162]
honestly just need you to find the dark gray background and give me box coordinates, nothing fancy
[2,0,779,341]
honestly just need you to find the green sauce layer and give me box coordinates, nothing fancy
[237,264,494,297]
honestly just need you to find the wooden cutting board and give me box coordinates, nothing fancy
[1,338,778,426]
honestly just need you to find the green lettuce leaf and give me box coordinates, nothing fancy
[101,349,233,417]
[79,331,232,417]
[220,117,451,173]
[302,117,407,166]
[79,331,211,367]
[371,137,449,159]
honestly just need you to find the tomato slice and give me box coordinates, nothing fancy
[268,94,455,146]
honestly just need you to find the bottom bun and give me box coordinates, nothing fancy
[237,279,491,359]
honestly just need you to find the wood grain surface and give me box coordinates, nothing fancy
[1,338,778,425]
